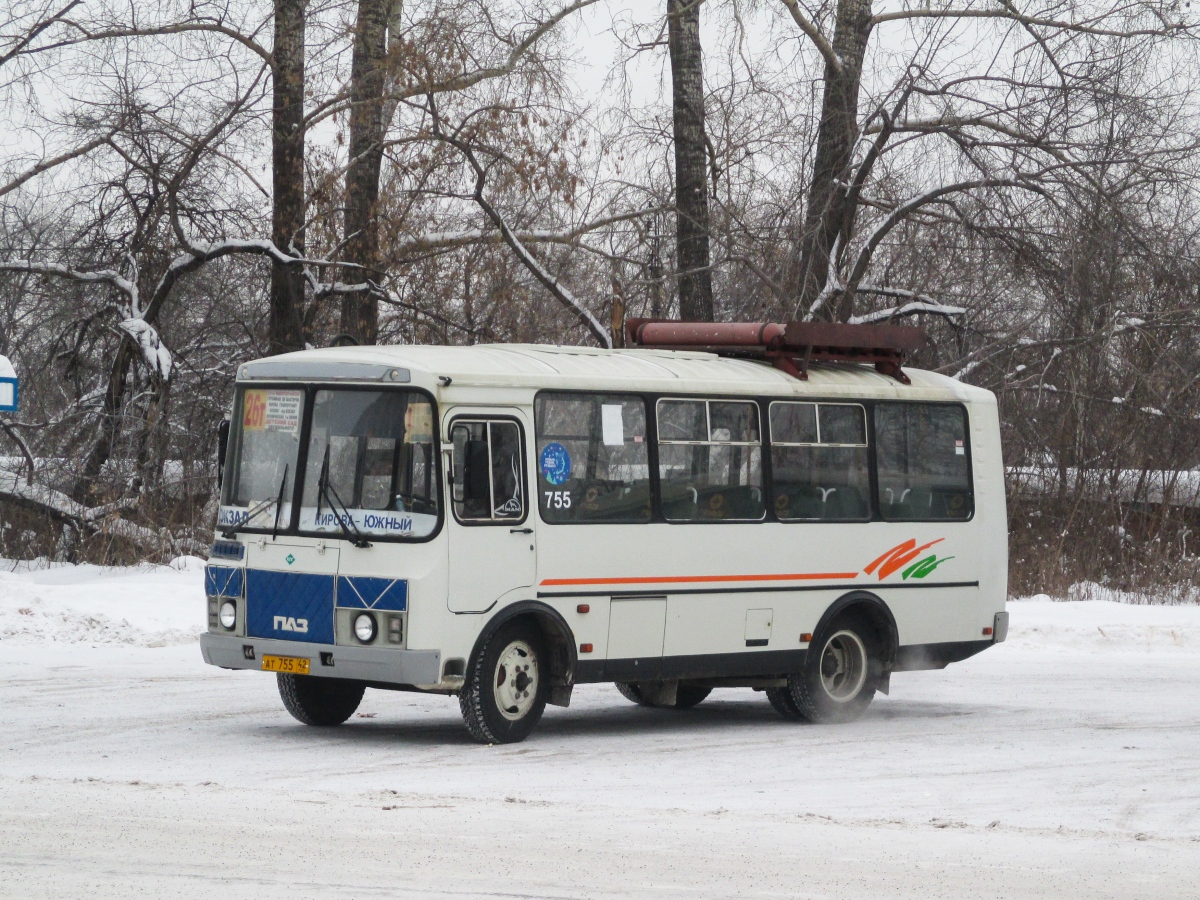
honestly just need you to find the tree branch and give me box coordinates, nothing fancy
[426,95,612,347]
[871,6,1193,38]
[779,0,841,73]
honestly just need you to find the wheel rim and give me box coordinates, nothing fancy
[493,639,539,721]
[819,630,868,702]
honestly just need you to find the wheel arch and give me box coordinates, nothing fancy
[813,590,899,690]
[470,600,578,707]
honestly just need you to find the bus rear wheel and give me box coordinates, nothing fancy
[787,616,878,724]
[765,686,802,719]
[615,681,712,709]
[277,674,365,726]
[460,621,548,744]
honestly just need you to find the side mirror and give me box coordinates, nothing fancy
[464,439,490,502]
[217,418,230,491]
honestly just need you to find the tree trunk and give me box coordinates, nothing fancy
[270,0,308,354]
[339,0,391,345]
[73,338,136,503]
[667,0,713,322]
[796,0,873,321]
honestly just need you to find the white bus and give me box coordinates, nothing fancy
[201,326,1008,743]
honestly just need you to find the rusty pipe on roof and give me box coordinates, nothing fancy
[629,321,786,349]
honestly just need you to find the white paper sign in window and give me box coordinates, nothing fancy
[601,404,625,446]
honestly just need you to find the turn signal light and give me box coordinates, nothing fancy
[579,643,593,653]
[982,626,993,636]
[577,604,590,614]
[800,633,813,643]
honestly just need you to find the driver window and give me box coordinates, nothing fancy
[451,419,527,523]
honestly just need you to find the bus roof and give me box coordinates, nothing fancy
[238,343,993,404]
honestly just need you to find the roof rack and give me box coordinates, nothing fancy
[625,319,928,384]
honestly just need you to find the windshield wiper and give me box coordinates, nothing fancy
[271,463,289,541]
[222,466,289,540]
[315,443,371,549]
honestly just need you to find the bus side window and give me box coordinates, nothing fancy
[451,419,526,522]
[657,398,764,522]
[874,403,973,521]
[769,402,870,522]
[533,393,651,524]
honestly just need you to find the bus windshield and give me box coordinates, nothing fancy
[298,389,438,539]
[219,387,304,531]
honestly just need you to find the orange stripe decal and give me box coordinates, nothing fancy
[540,572,859,587]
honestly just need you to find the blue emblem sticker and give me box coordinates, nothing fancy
[540,442,572,485]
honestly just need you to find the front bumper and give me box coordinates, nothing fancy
[200,632,442,687]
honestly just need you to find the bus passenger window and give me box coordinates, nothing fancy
[657,399,764,522]
[874,403,973,521]
[769,402,869,521]
[451,420,526,523]
[534,393,650,523]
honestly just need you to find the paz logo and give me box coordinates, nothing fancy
[285,553,296,566]
[865,538,954,581]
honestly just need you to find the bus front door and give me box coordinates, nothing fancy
[445,412,536,613]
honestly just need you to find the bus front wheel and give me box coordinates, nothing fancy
[277,674,365,726]
[460,621,548,744]
[786,616,878,724]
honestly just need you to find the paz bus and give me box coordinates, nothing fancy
[201,320,1008,743]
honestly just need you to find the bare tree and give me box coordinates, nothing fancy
[668,0,713,321]
[339,0,394,345]
[271,0,309,353]
[779,0,1198,321]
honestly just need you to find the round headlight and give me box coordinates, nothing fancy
[219,600,237,630]
[353,612,377,643]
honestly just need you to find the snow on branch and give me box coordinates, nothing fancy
[0,465,163,547]
[802,234,843,321]
[3,236,359,381]
[118,318,172,380]
[848,297,966,325]
[0,258,174,379]
[0,133,115,199]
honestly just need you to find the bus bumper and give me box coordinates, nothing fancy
[200,633,442,687]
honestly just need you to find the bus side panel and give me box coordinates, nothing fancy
[969,395,1009,627]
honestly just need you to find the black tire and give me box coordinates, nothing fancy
[614,681,711,709]
[787,614,879,724]
[460,621,548,744]
[277,674,365,726]
[765,686,803,719]
[615,681,648,706]
[674,685,712,709]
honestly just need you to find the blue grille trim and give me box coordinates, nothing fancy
[336,576,408,612]
[245,569,335,644]
[204,565,244,598]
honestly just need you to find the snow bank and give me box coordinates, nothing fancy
[1008,597,1200,654]
[0,556,205,647]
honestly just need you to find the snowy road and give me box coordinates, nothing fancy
[1,563,1199,898]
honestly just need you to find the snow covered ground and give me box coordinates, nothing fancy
[1,561,1199,898]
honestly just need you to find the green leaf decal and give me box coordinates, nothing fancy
[901,554,954,580]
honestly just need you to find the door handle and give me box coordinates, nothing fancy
[509,527,533,534]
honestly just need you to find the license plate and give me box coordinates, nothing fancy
[261,654,310,675]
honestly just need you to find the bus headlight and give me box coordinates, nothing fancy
[219,600,237,630]
[353,612,377,644]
